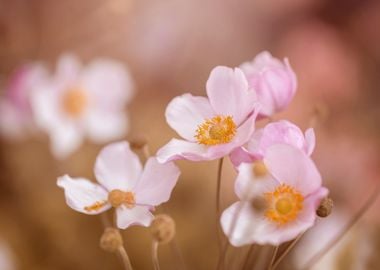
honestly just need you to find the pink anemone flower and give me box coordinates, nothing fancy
[0,64,48,139]
[31,54,133,159]
[230,120,315,167]
[57,141,180,229]
[221,144,328,246]
[240,51,297,117]
[157,66,259,163]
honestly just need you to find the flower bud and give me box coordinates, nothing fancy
[149,214,176,244]
[240,51,297,117]
[316,197,333,218]
[130,136,148,150]
[100,227,123,252]
[250,196,267,213]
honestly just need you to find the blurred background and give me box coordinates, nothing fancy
[0,0,379,269]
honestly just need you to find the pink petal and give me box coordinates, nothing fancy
[56,54,82,84]
[116,205,154,229]
[165,94,214,141]
[81,59,134,109]
[248,120,309,156]
[229,147,255,168]
[156,139,209,163]
[234,163,278,201]
[264,144,322,196]
[206,66,256,125]
[134,157,180,206]
[57,175,111,215]
[220,201,259,247]
[84,110,128,143]
[50,120,83,159]
[94,141,142,191]
[304,128,316,156]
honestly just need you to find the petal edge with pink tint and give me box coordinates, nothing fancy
[116,205,154,229]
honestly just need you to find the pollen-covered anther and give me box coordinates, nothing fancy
[84,200,107,212]
[253,161,268,177]
[108,189,136,208]
[62,87,88,117]
[264,184,304,225]
[195,115,237,145]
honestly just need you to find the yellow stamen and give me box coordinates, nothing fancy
[195,115,236,145]
[264,184,304,225]
[108,189,136,208]
[62,87,88,117]
[253,161,268,177]
[84,200,107,212]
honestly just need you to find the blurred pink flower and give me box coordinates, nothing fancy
[0,64,48,139]
[57,141,180,229]
[230,120,315,166]
[31,54,134,159]
[157,66,259,163]
[240,51,297,117]
[221,144,327,246]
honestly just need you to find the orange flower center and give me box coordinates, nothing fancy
[264,184,304,225]
[62,88,88,117]
[84,200,107,212]
[195,115,236,145]
[108,189,136,208]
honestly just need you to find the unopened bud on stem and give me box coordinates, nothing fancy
[100,227,124,252]
[149,214,176,244]
[317,197,333,218]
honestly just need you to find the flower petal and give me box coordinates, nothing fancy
[206,66,256,125]
[56,54,82,84]
[165,94,214,141]
[94,141,142,191]
[229,147,255,168]
[57,175,110,215]
[134,157,180,206]
[264,144,322,196]
[234,163,278,201]
[304,128,316,156]
[50,121,83,159]
[156,139,209,163]
[81,59,134,108]
[116,205,154,229]
[84,110,128,143]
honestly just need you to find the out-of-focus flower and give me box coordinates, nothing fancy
[57,141,180,229]
[221,144,328,246]
[0,64,48,139]
[157,66,259,163]
[230,120,315,166]
[31,54,133,159]
[0,240,16,270]
[240,51,297,117]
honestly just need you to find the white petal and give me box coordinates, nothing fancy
[165,94,214,141]
[304,128,316,156]
[56,54,82,83]
[206,66,256,125]
[57,175,110,215]
[84,110,128,143]
[134,157,180,206]
[156,138,209,163]
[264,144,322,196]
[116,205,154,229]
[94,141,142,191]
[50,121,83,159]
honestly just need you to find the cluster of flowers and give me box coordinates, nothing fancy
[57,51,329,249]
[0,54,133,159]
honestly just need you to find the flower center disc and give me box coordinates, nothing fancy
[62,88,88,117]
[195,115,236,145]
[264,184,304,225]
[108,189,136,208]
